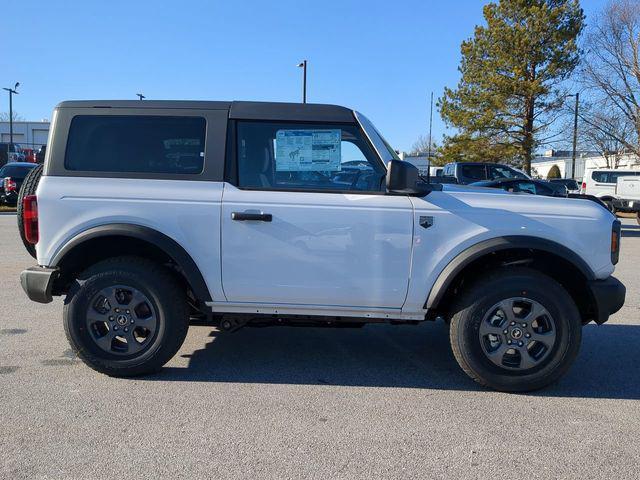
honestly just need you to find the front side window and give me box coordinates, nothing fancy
[461,164,486,180]
[65,115,206,174]
[236,121,386,192]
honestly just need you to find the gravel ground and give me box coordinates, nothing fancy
[1,215,639,479]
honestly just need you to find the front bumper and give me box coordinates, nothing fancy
[588,276,625,324]
[20,266,59,303]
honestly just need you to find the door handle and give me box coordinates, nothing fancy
[231,212,273,222]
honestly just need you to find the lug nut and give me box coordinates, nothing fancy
[124,327,128,332]
[518,341,524,347]
[113,326,118,330]
[109,316,114,321]
[130,319,135,324]
[522,323,527,328]
[510,321,516,326]
[503,329,508,334]
[507,340,512,345]
[525,333,531,338]
[115,308,120,313]
[126,310,130,314]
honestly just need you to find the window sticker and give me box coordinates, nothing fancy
[275,129,341,171]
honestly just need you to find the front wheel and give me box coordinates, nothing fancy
[449,267,582,392]
[63,256,189,376]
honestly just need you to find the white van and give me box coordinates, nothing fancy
[581,168,640,211]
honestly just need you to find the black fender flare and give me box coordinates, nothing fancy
[424,236,595,310]
[50,223,212,302]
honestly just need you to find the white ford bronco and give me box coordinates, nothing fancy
[19,100,625,392]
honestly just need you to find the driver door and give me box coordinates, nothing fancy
[220,120,414,309]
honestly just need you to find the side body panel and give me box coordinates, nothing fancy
[36,176,226,301]
[403,188,616,315]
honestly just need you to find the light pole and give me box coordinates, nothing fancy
[2,82,20,145]
[567,93,579,179]
[136,93,146,101]
[297,60,307,103]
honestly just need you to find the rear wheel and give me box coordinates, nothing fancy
[63,256,189,376]
[449,267,582,392]
[16,164,43,258]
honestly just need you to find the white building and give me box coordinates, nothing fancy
[0,121,50,149]
[531,149,640,180]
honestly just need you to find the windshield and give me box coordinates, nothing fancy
[354,112,400,165]
[488,164,529,180]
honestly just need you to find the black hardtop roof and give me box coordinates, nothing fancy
[55,100,356,123]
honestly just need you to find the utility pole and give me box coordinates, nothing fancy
[297,60,307,103]
[426,91,434,183]
[570,93,579,179]
[3,82,20,145]
[136,93,146,101]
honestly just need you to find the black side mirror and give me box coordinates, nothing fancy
[386,160,442,195]
[386,160,420,193]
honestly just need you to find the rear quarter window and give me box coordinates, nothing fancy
[64,115,206,174]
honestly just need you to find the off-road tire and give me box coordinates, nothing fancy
[16,164,43,258]
[449,267,582,392]
[63,256,189,377]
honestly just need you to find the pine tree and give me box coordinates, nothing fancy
[438,0,584,174]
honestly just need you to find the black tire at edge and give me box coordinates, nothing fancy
[16,164,44,259]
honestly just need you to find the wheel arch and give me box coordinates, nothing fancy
[50,223,212,304]
[425,236,598,323]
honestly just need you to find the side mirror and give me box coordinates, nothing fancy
[386,160,420,194]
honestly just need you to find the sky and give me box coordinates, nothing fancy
[2,0,607,152]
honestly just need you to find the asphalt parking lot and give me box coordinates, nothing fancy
[1,214,639,479]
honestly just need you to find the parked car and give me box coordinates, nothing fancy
[615,175,640,213]
[18,100,625,393]
[36,145,46,164]
[0,162,38,205]
[0,142,25,167]
[470,178,567,197]
[21,148,37,163]
[550,178,580,194]
[442,162,529,184]
[581,168,640,212]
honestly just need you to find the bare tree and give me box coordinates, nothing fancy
[0,111,24,122]
[582,107,631,167]
[579,0,640,157]
[409,134,438,155]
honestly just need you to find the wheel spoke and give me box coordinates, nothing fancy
[526,302,547,322]
[129,290,148,308]
[485,344,508,366]
[497,299,516,323]
[479,320,504,337]
[126,331,144,354]
[93,330,116,351]
[530,330,556,348]
[518,349,538,370]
